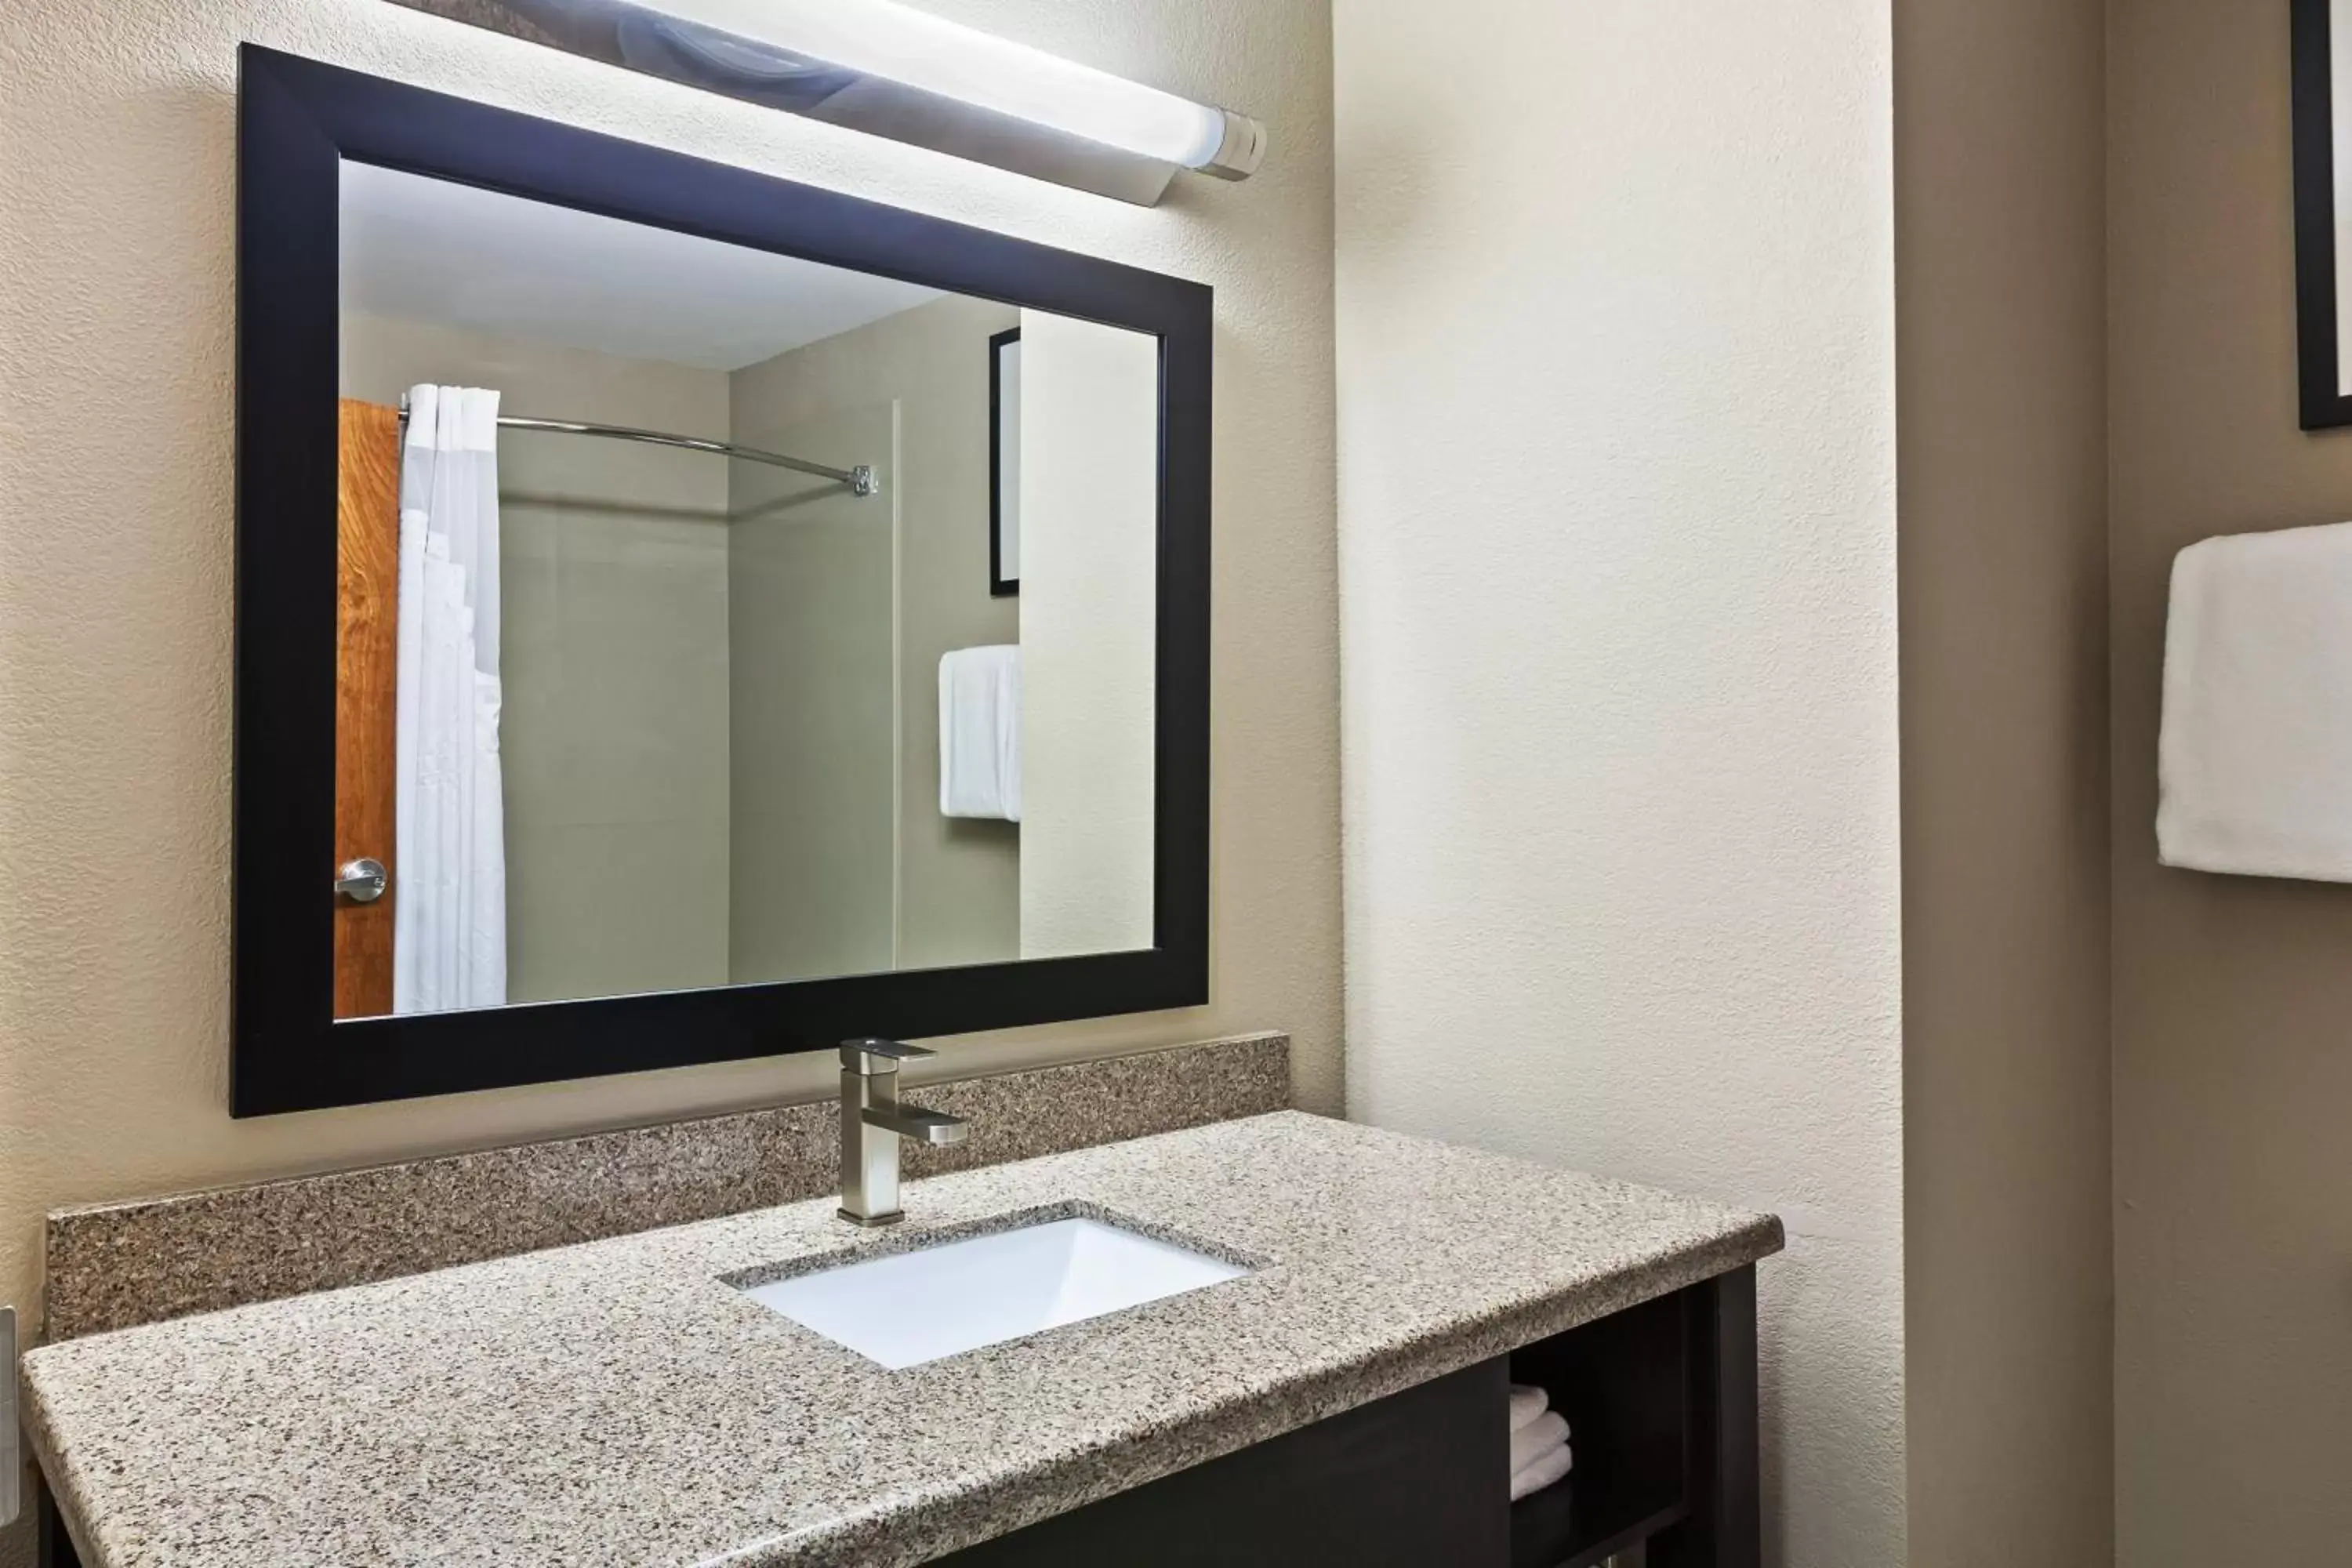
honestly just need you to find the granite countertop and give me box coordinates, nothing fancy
[22,1111,1784,1568]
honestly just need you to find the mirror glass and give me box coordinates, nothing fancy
[333,161,1159,1019]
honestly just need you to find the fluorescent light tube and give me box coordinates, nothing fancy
[385,0,1267,204]
[685,0,1256,173]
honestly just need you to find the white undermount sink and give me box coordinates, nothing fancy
[739,1215,1250,1370]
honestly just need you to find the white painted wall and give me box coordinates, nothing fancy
[1016,310,1160,959]
[1334,5,1903,1564]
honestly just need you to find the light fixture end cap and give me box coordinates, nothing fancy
[1196,110,1266,180]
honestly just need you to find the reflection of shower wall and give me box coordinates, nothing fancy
[339,312,733,1004]
[724,400,897,982]
[727,295,1022,978]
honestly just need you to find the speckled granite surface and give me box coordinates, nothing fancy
[23,1112,1781,1568]
[43,1033,1287,1341]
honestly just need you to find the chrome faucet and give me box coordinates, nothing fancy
[837,1039,969,1226]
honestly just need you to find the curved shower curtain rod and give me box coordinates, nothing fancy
[394,394,879,499]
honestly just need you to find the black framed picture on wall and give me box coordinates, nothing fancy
[991,326,1022,595]
[2293,0,2352,427]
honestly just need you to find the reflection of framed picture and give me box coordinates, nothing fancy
[990,327,1021,596]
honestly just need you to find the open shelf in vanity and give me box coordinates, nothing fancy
[1505,1269,1755,1568]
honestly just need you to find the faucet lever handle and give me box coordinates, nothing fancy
[840,1037,933,1073]
[862,1104,970,1146]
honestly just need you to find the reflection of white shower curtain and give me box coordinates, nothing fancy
[393,384,506,1012]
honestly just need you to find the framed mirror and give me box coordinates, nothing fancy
[234,47,1210,1115]
[2294,0,2352,427]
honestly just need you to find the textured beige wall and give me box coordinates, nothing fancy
[1334,2,1903,1563]
[0,2,1337,1541]
[1892,0,2114,1563]
[728,294,1023,975]
[2109,0,2352,1559]
[342,312,737,1005]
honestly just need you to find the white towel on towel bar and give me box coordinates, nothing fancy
[2158,520,2352,881]
[939,645,1022,822]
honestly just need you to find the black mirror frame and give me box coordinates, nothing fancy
[232,45,1210,1116]
[2294,0,2352,429]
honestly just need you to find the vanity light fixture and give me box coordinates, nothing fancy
[383,0,1268,205]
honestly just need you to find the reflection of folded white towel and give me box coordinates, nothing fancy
[1509,1411,1569,1475]
[2158,521,2352,880]
[938,645,1022,822]
[1510,1439,1574,1502]
[1508,1383,1548,1435]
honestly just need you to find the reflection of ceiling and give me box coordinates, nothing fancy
[338,160,944,372]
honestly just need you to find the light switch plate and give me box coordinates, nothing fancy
[2,1305,17,1526]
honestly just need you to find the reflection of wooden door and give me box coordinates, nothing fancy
[335,398,401,1018]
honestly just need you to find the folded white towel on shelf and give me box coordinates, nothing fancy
[938,645,1022,822]
[1508,1410,1570,1476]
[1510,1439,1574,1502]
[2158,519,2352,880]
[1507,1383,1549,1435]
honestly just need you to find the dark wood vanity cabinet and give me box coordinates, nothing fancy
[935,1266,1761,1568]
[36,1269,1759,1568]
